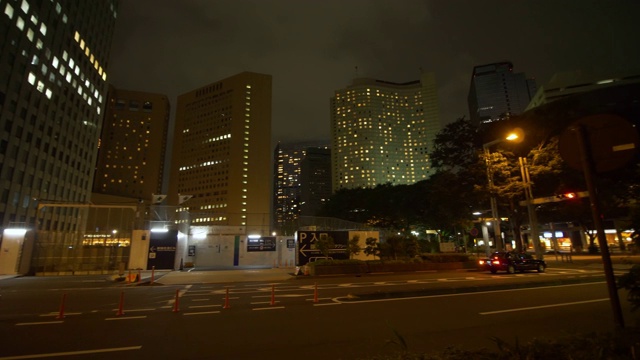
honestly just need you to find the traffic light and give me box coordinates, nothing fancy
[556,192,577,199]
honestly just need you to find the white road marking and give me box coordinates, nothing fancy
[183,311,220,316]
[253,306,285,311]
[188,304,221,309]
[105,316,147,321]
[16,321,64,326]
[0,346,141,359]
[480,298,609,315]
[335,281,607,304]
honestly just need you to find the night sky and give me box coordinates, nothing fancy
[108,0,640,144]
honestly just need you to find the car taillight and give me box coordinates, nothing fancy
[492,260,501,265]
[479,260,485,265]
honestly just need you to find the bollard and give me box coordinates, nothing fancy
[223,287,231,309]
[116,291,125,316]
[137,269,141,284]
[173,289,180,313]
[56,293,67,319]
[313,282,319,303]
[270,284,276,306]
[150,266,155,285]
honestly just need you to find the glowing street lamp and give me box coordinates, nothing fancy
[483,131,520,251]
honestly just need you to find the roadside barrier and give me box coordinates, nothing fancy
[173,289,180,313]
[270,284,276,306]
[116,291,125,316]
[56,293,67,319]
[150,266,155,285]
[223,287,231,309]
[313,283,318,303]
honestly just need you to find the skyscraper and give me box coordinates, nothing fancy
[330,72,441,191]
[169,72,272,235]
[0,0,118,274]
[273,141,330,234]
[467,61,537,126]
[93,86,170,201]
[299,146,331,218]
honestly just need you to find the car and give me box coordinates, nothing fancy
[478,251,547,274]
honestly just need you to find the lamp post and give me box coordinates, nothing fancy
[518,157,542,259]
[483,133,519,252]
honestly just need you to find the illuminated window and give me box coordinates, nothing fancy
[4,3,14,18]
[20,0,28,13]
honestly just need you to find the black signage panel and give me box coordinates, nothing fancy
[148,230,178,270]
[188,245,196,256]
[247,236,276,252]
[296,231,349,266]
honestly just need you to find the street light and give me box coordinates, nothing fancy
[483,131,520,251]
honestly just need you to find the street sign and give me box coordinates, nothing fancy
[247,236,276,252]
[559,114,639,173]
[296,231,349,266]
[519,191,589,206]
[286,239,295,249]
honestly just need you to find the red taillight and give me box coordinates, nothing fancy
[492,260,501,265]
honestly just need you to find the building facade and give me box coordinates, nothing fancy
[299,146,331,217]
[169,72,272,236]
[525,69,640,111]
[93,86,169,201]
[0,0,118,274]
[468,61,536,126]
[273,141,330,235]
[330,72,441,191]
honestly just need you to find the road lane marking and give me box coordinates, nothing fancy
[40,312,81,317]
[16,321,64,326]
[105,316,147,321]
[479,298,609,315]
[0,346,142,359]
[335,281,607,304]
[183,311,220,316]
[253,306,285,311]
[111,308,155,313]
[188,304,221,309]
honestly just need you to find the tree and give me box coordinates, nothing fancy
[347,235,361,259]
[364,237,379,259]
[315,235,335,258]
[430,117,480,172]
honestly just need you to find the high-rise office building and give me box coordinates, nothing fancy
[526,69,640,111]
[468,61,537,126]
[169,72,272,235]
[273,141,330,234]
[93,86,170,201]
[330,72,441,191]
[299,146,331,217]
[0,0,118,274]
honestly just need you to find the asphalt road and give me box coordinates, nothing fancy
[0,261,637,360]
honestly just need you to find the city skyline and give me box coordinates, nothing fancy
[108,0,640,144]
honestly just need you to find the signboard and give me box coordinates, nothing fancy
[188,245,196,256]
[147,230,178,270]
[296,230,349,266]
[247,236,276,252]
[286,239,295,249]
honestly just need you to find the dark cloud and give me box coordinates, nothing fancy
[108,0,640,144]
